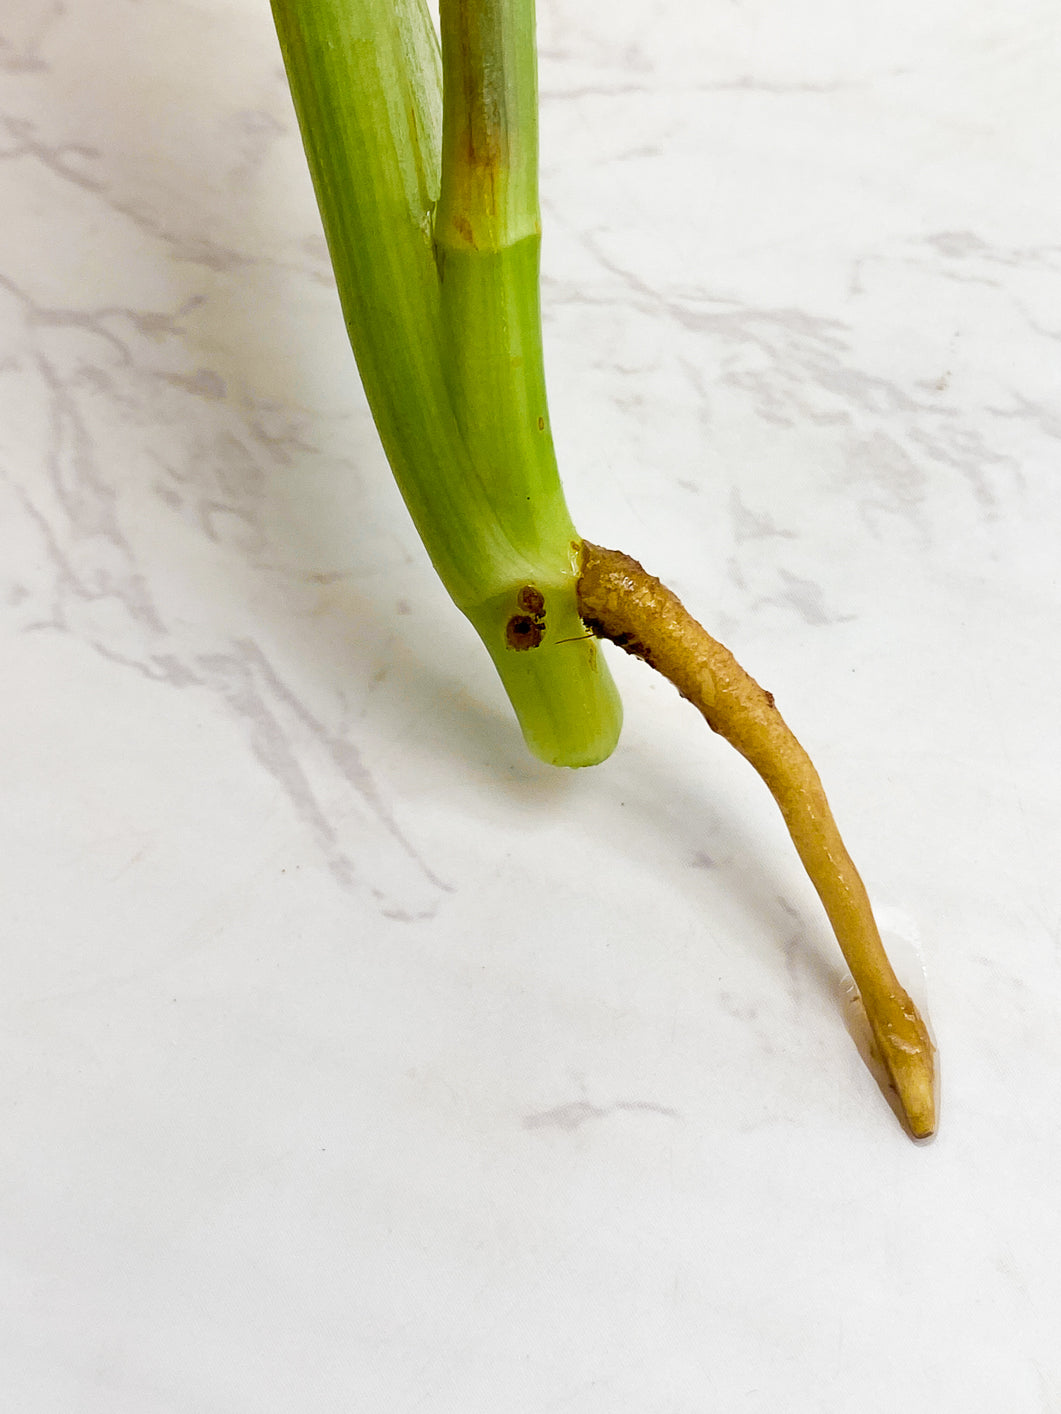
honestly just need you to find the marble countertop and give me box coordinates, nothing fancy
[3,0,1060,1407]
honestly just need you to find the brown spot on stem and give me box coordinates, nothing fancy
[451,211,477,250]
[506,614,545,650]
[517,585,545,616]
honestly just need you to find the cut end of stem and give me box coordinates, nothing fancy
[467,570,622,768]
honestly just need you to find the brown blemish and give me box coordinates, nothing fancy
[584,619,652,664]
[508,585,546,650]
[506,614,545,650]
[452,211,477,250]
[537,416,545,431]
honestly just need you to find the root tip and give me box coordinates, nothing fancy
[872,996,938,1139]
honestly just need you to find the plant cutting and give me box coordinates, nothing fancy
[270,0,937,1137]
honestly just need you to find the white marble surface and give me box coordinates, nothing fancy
[3,0,1060,1407]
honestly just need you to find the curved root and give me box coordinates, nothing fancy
[578,541,936,1139]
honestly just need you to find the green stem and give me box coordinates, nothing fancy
[270,0,621,765]
[434,0,620,762]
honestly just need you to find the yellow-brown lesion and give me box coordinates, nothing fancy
[445,101,502,243]
[577,540,937,1139]
[435,0,538,253]
[506,583,546,649]
[516,583,545,615]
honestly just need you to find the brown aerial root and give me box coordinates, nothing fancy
[578,541,937,1140]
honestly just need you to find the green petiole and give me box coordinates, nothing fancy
[270,0,621,767]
